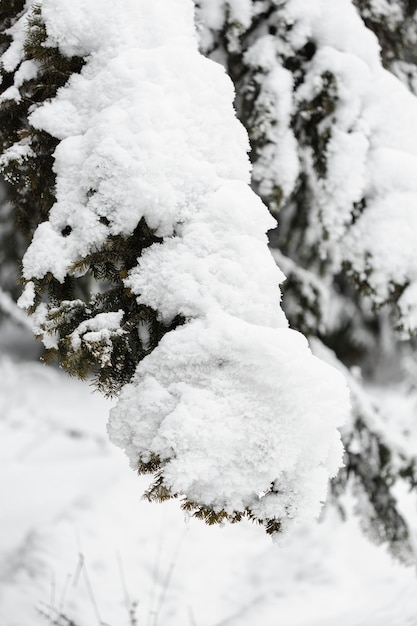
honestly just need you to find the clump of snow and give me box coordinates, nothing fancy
[282,0,380,67]
[30,302,59,350]
[14,0,349,532]
[360,0,403,27]
[0,287,31,328]
[126,183,287,327]
[110,314,346,532]
[69,310,125,367]
[17,281,35,309]
[0,6,31,73]
[0,59,39,104]
[0,142,34,173]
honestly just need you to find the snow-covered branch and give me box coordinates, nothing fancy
[2,0,350,535]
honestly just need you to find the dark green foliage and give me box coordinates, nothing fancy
[36,220,184,395]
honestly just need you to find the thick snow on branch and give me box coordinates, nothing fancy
[17,0,348,533]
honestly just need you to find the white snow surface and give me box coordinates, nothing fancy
[12,0,350,529]
[1,354,417,626]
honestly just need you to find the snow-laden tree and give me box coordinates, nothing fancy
[197,0,417,335]
[195,0,417,560]
[0,0,349,537]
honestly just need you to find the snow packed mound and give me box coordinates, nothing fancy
[9,0,350,535]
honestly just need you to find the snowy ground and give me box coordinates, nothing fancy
[1,327,417,626]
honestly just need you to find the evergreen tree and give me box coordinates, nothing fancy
[196,0,417,561]
[3,0,417,558]
[1,0,349,537]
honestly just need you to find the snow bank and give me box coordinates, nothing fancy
[12,0,348,533]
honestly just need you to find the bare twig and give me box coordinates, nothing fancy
[188,606,198,626]
[75,530,106,626]
[72,551,85,588]
[116,550,138,626]
[146,524,165,626]
[59,572,72,615]
[152,527,188,626]
[117,550,131,613]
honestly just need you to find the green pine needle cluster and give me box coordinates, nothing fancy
[140,456,284,534]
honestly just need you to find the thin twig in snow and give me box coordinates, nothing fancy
[146,522,165,626]
[152,526,188,626]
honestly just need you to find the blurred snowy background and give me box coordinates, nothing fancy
[1,320,417,626]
